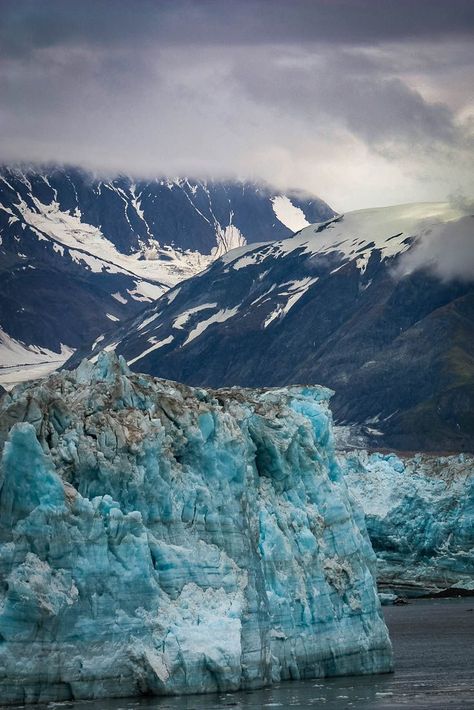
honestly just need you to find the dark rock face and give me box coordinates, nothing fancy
[71,204,474,452]
[0,166,334,357]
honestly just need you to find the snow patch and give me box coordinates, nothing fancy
[137,312,161,332]
[173,303,217,330]
[212,224,247,259]
[0,330,74,389]
[91,335,105,350]
[111,292,128,304]
[276,203,464,268]
[271,196,310,232]
[183,307,239,346]
[11,197,210,291]
[166,287,181,304]
[127,336,174,365]
[263,278,319,328]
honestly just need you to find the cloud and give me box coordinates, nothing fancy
[1,1,473,211]
[399,213,474,282]
[232,47,461,149]
[1,0,473,56]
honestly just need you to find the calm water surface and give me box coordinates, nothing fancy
[5,598,474,710]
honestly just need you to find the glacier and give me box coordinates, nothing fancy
[341,450,474,597]
[0,353,391,704]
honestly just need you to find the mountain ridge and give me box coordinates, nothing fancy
[69,202,474,452]
[0,165,334,385]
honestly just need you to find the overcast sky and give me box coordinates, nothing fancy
[1,0,473,211]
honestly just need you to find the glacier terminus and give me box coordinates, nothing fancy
[341,450,474,598]
[0,353,392,704]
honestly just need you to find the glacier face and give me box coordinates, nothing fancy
[0,354,391,704]
[341,450,474,596]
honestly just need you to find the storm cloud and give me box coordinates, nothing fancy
[1,0,473,210]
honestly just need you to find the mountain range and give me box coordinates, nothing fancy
[2,166,472,452]
[70,202,474,452]
[0,165,333,385]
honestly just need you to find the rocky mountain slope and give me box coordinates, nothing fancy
[0,166,333,382]
[0,353,391,704]
[73,202,474,452]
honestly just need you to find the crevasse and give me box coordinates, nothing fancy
[0,353,392,704]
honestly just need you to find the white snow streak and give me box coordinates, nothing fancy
[173,303,217,330]
[183,307,239,346]
[127,336,174,365]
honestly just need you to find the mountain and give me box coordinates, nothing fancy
[71,202,474,452]
[0,165,334,386]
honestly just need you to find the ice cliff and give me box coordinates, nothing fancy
[0,353,391,704]
[341,451,474,597]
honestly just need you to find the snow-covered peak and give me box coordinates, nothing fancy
[223,202,465,273]
[297,201,464,259]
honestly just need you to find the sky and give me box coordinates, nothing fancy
[1,0,473,211]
